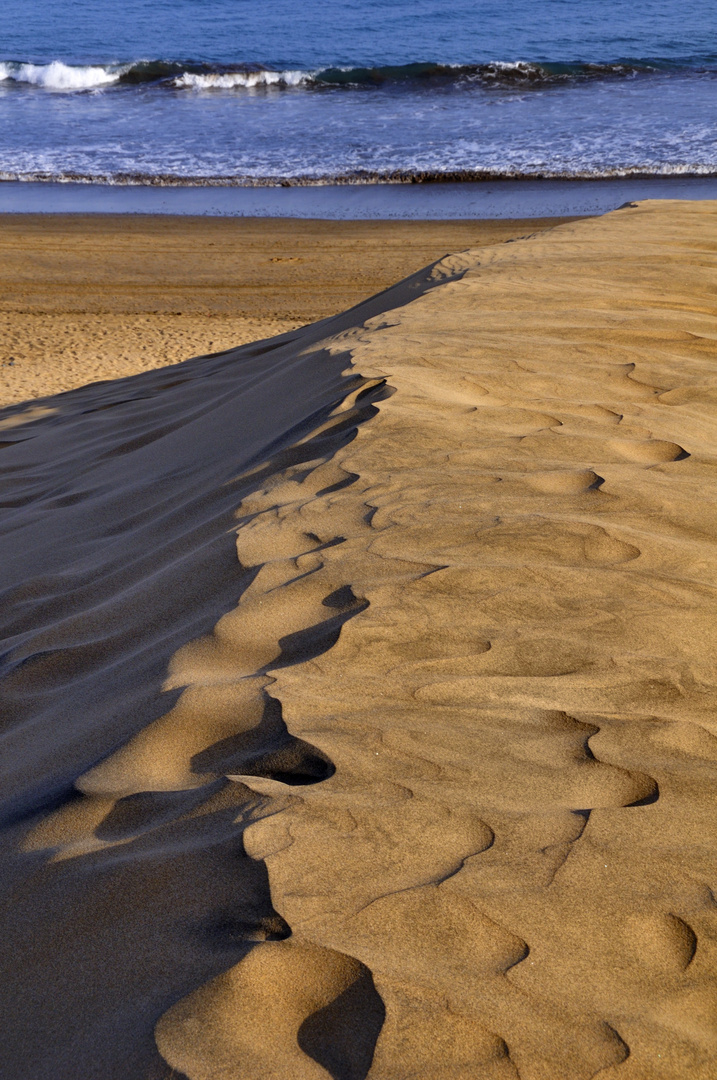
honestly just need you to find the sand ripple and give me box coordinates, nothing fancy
[1,200,717,1078]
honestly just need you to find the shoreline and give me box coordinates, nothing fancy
[6,168,717,186]
[4,175,717,218]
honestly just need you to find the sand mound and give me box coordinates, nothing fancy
[1,200,716,1078]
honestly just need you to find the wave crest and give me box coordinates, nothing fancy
[0,60,120,90]
[0,55,710,93]
[170,59,670,91]
[174,69,307,90]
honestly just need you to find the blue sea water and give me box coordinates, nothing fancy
[0,0,716,185]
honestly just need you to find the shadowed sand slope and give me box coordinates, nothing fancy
[1,200,717,1079]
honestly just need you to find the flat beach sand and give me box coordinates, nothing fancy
[0,200,716,1079]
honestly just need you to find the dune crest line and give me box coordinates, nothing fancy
[210,201,717,1078]
[0,255,463,1079]
[62,377,397,1079]
[1,201,717,1077]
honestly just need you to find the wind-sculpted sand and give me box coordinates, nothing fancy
[0,200,716,1079]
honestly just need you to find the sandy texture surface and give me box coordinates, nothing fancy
[0,214,574,406]
[1,201,716,1080]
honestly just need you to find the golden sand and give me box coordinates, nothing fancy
[1,201,716,1079]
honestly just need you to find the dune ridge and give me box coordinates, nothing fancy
[1,200,717,1078]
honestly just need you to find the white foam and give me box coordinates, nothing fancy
[0,61,119,90]
[174,69,308,90]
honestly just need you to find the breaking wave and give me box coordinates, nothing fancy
[0,56,714,93]
[174,69,307,90]
[0,60,121,90]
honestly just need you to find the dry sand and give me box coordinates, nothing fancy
[0,200,716,1079]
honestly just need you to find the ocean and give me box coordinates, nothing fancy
[1,0,716,193]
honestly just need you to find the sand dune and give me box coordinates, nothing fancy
[1,200,717,1078]
[0,214,572,406]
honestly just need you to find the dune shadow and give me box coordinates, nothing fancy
[298,967,387,1080]
[0,782,288,1080]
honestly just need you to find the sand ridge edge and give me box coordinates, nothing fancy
[190,200,717,1079]
[0,245,474,1079]
[0,203,717,1077]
